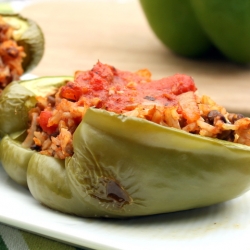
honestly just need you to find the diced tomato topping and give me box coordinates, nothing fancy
[61,63,198,113]
[169,74,197,95]
[60,82,83,101]
[46,63,199,125]
[38,111,58,134]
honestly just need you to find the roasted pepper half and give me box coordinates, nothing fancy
[0,13,44,90]
[1,64,250,218]
[140,0,250,64]
[0,76,73,185]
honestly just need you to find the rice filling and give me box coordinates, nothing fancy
[23,62,250,159]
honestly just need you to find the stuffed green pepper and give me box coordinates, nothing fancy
[1,61,250,218]
[0,13,44,92]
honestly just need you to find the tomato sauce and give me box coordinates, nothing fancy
[60,61,197,113]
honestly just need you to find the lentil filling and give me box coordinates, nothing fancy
[23,61,250,159]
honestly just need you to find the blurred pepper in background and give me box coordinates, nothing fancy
[0,13,44,93]
[140,0,250,64]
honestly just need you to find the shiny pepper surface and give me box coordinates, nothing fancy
[140,0,250,64]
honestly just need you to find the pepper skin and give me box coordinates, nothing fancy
[140,0,250,64]
[2,77,250,218]
[0,135,34,186]
[0,77,73,136]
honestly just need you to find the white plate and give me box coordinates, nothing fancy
[20,73,38,80]
[1,163,250,250]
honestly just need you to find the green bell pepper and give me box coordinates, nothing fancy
[1,76,250,218]
[0,77,73,185]
[0,134,34,186]
[0,76,73,136]
[139,0,250,64]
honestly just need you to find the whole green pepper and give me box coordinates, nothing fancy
[1,77,250,218]
[0,13,44,86]
[139,0,250,64]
